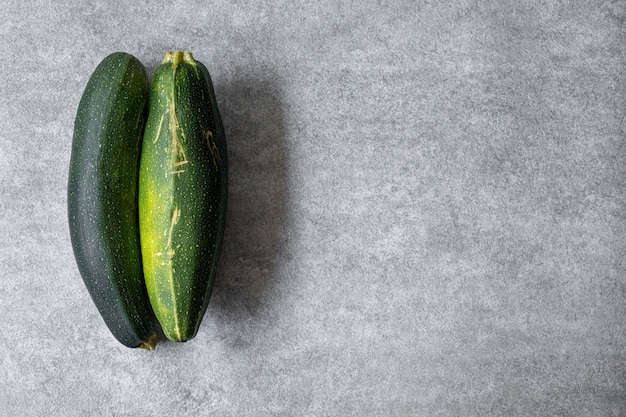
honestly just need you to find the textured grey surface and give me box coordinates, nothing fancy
[1,0,625,415]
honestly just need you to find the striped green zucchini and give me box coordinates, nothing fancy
[138,51,228,342]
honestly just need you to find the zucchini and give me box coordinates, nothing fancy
[138,51,227,342]
[68,52,158,349]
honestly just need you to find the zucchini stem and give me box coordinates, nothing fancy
[162,51,196,66]
[138,332,159,350]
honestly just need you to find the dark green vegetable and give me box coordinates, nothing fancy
[139,51,228,342]
[68,52,158,349]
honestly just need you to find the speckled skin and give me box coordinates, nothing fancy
[139,52,227,342]
[67,52,157,349]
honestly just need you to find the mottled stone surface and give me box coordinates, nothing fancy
[1,1,625,415]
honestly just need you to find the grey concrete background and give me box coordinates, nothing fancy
[1,0,625,415]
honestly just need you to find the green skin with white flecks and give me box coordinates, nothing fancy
[139,51,228,342]
[68,52,158,349]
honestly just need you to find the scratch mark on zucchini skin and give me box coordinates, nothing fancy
[169,90,188,175]
[153,114,164,144]
[205,130,220,170]
[166,206,180,250]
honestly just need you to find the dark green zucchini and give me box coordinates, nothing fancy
[139,51,227,342]
[68,52,158,349]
